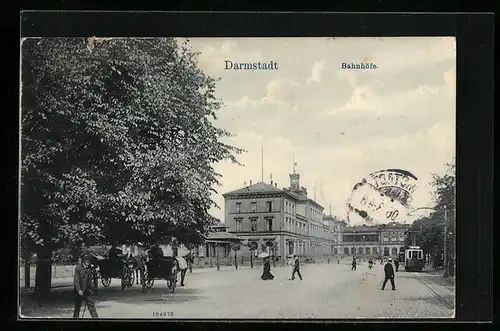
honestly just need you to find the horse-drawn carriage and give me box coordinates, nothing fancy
[142,248,179,292]
[87,252,136,291]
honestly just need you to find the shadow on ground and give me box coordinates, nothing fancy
[20,285,205,318]
[399,294,455,310]
[416,273,456,292]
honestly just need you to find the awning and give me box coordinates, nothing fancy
[206,239,242,244]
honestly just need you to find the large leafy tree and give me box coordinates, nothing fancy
[21,37,243,293]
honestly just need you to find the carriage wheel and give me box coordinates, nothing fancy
[121,268,131,291]
[91,268,99,291]
[142,271,154,289]
[101,278,111,287]
[127,269,135,288]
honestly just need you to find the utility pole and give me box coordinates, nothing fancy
[443,206,449,277]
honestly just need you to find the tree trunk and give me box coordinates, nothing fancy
[188,249,193,273]
[35,246,53,298]
[24,259,31,289]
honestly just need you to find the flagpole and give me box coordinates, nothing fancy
[261,145,264,183]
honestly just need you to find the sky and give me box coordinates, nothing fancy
[183,37,456,225]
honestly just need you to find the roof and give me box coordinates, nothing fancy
[223,182,283,196]
[206,231,242,243]
[343,222,409,233]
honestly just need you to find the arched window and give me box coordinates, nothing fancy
[344,248,350,255]
[383,247,390,256]
[351,247,355,255]
[358,247,363,255]
[391,247,398,255]
[365,247,371,255]
[400,246,405,252]
[334,248,338,255]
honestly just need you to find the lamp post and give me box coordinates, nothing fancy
[443,205,449,277]
[353,229,356,258]
[362,235,365,259]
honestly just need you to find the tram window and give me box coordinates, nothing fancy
[418,251,422,259]
[407,251,412,259]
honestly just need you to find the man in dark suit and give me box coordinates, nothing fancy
[73,254,99,318]
[381,258,396,290]
[291,255,302,281]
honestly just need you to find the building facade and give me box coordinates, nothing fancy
[223,170,336,264]
[338,222,409,259]
[222,170,410,263]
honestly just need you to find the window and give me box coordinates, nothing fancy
[267,218,273,232]
[236,203,242,213]
[418,251,423,259]
[266,201,272,212]
[236,219,243,232]
[250,219,257,232]
[383,247,390,256]
[391,247,398,255]
[344,248,349,255]
[251,202,257,213]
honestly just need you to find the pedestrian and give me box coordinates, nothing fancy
[176,255,188,286]
[73,253,99,318]
[394,259,400,272]
[261,256,274,280]
[287,255,294,280]
[337,257,340,264]
[381,258,396,290]
[291,255,302,281]
[351,257,357,271]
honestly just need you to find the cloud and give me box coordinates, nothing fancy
[261,78,301,109]
[191,37,456,223]
[196,40,263,73]
[306,61,327,85]
[443,66,456,89]
[210,119,455,224]
[368,37,456,72]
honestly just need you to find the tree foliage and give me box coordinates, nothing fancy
[405,159,456,264]
[21,37,244,253]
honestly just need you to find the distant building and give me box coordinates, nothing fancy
[338,221,409,258]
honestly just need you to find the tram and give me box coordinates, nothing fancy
[404,246,424,272]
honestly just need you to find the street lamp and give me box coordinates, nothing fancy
[443,205,449,277]
[352,229,356,258]
[362,235,365,258]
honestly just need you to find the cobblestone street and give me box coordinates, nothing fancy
[20,262,455,319]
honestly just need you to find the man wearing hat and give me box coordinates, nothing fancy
[381,258,396,290]
[73,253,99,318]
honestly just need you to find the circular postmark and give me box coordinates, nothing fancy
[346,169,418,224]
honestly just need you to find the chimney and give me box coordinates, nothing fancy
[250,180,253,186]
[275,182,277,188]
[271,180,273,186]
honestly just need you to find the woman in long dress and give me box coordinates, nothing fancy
[261,257,274,280]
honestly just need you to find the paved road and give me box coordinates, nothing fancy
[20,263,455,319]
